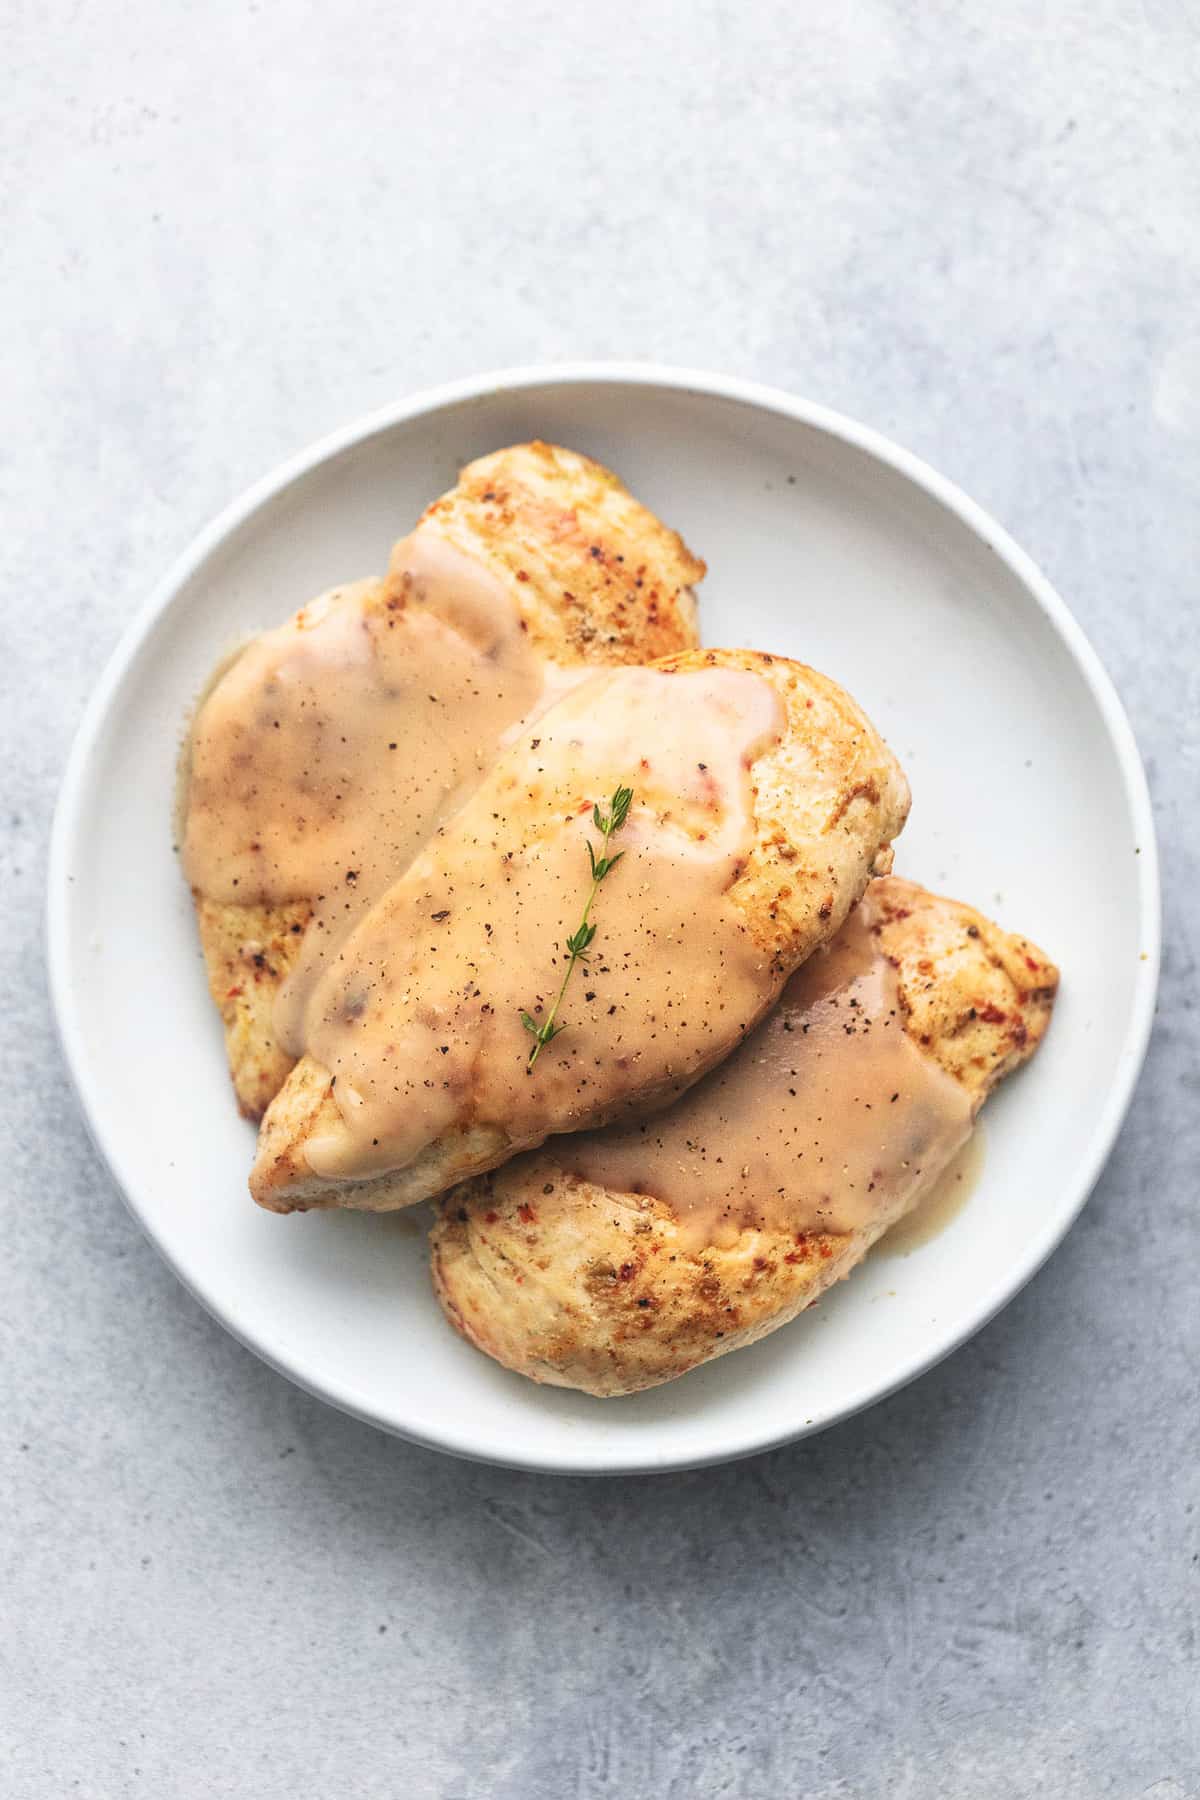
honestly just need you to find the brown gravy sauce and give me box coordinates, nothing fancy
[181,530,583,1044]
[296,666,786,1180]
[563,897,974,1251]
[173,638,259,852]
[879,1124,985,1255]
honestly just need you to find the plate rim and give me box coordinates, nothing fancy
[46,361,1162,1475]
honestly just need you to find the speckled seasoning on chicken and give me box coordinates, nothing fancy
[249,648,910,1213]
[179,441,705,1118]
[429,878,1058,1395]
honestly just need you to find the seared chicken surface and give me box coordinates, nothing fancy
[430,878,1058,1396]
[184,442,705,1120]
[250,647,910,1214]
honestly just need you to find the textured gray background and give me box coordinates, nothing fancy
[3,2,1197,1795]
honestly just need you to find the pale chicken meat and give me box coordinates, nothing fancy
[181,441,706,1120]
[429,878,1058,1395]
[249,647,911,1213]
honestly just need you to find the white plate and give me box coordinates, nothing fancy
[48,365,1160,1475]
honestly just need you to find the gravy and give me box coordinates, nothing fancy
[564,896,974,1251]
[294,665,786,1179]
[182,529,578,1044]
[879,1124,985,1255]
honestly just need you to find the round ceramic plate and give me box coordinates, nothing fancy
[48,366,1159,1474]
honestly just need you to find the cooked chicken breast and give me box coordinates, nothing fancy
[429,878,1058,1396]
[420,440,703,662]
[192,897,314,1121]
[182,442,705,1120]
[250,648,910,1213]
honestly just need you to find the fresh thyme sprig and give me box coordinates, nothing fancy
[521,784,634,1068]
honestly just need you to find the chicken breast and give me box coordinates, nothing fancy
[250,648,910,1213]
[429,878,1058,1396]
[182,442,705,1120]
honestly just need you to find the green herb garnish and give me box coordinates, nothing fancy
[522,784,634,1067]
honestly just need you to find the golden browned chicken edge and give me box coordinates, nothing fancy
[183,440,706,1122]
[193,897,312,1121]
[429,878,1058,1397]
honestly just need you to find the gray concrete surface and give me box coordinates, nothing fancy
[3,2,1197,1794]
